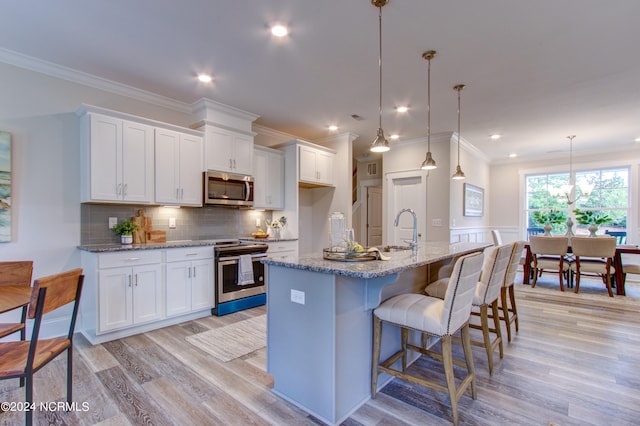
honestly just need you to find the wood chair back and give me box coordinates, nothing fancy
[0,261,33,287]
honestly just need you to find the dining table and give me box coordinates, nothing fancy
[0,285,32,314]
[522,242,640,296]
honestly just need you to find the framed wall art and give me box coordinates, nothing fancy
[0,131,10,242]
[463,183,484,217]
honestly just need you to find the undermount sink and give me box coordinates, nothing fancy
[381,245,413,253]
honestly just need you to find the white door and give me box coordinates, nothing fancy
[366,186,383,247]
[132,264,163,324]
[385,171,427,246]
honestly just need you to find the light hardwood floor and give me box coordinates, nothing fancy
[1,274,639,425]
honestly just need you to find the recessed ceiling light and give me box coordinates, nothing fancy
[635,137,640,142]
[396,106,409,113]
[271,25,288,37]
[197,74,212,83]
[489,134,502,140]
[390,134,399,140]
[508,153,517,158]
[328,125,338,131]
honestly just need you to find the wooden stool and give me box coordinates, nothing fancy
[371,252,484,425]
[499,241,525,342]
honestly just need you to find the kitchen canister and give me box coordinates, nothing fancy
[329,212,346,251]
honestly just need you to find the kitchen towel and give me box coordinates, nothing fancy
[238,254,255,285]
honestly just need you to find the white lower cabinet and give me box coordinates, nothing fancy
[266,240,298,257]
[96,252,163,333]
[165,247,214,317]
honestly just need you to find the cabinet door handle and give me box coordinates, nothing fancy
[192,266,196,278]
[188,267,191,278]
[176,188,180,199]
[123,183,127,197]
[135,274,138,286]
[128,274,132,287]
[229,158,233,169]
[117,183,122,195]
[125,257,141,261]
[233,159,237,169]
[181,188,184,200]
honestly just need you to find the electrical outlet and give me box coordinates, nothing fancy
[108,217,117,229]
[169,217,176,229]
[291,289,305,305]
[432,218,442,227]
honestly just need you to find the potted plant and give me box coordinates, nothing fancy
[112,219,138,244]
[533,208,566,236]
[572,208,612,237]
[266,216,287,239]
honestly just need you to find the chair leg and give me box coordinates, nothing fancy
[491,300,504,359]
[509,284,519,333]
[26,374,33,426]
[401,327,408,372]
[500,286,512,343]
[460,324,477,400]
[371,315,382,398]
[605,273,614,297]
[441,335,460,425]
[574,266,581,294]
[558,269,565,292]
[480,305,494,375]
[67,346,73,403]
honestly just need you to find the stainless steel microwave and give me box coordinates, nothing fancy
[204,171,254,207]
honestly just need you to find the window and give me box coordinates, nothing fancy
[525,167,629,236]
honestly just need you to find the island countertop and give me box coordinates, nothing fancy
[262,241,491,279]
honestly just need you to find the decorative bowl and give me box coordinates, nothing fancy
[251,233,270,239]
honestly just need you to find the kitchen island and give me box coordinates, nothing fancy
[263,241,490,425]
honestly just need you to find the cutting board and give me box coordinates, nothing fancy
[132,209,152,244]
[146,230,167,243]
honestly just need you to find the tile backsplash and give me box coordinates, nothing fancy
[80,204,271,245]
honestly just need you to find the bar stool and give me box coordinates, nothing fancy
[499,241,525,342]
[371,251,484,425]
[426,244,512,375]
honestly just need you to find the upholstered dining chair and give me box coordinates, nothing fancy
[570,236,616,297]
[499,241,526,343]
[425,244,513,376]
[529,236,571,291]
[0,268,83,426]
[491,229,503,246]
[371,252,484,426]
[617,244,640,286]
[0,261,34,341]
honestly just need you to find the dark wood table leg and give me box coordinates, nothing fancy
[613,250,626,296]
[523,245,532,285]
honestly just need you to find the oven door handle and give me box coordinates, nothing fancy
[218,253,267,263]
[245,181,251,201]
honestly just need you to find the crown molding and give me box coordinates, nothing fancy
[0,47,193,114]
[252,124,299,141]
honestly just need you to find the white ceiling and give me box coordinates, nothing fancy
[1,0,639,163]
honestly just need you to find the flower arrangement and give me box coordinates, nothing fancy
[533,208,566,225]
[572,209,612,225]
[266,216,287,229]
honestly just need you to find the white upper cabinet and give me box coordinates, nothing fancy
[254,146,285,210]
[204,126,253,175]
[155,129,203,206]
[81,113,154,203]
[299,145,334,187]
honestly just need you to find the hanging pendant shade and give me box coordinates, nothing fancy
[451,84,466,180]
[369,0,390,153]
[421,50,438,170]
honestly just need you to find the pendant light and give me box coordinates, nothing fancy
[451,84,466,180]
[369,0,390,153]
[420,50,437,170]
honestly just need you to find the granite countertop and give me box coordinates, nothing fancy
[240,237,298,243]
[78,238,237,253]
[261,241,491,279]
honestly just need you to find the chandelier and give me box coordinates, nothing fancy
[549,135,593,204]
[369,0,390,153]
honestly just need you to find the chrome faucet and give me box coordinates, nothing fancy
[394,208,418,253]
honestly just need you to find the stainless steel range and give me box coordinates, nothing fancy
[211,240,269,316]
